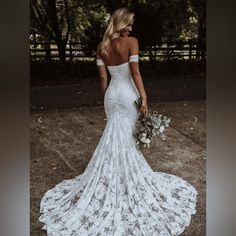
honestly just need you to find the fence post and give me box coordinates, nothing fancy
[69,41,73,61]
[155,45,157,61]
[167,43,170,61]
[44,39,51,62]
[189,41,192,60]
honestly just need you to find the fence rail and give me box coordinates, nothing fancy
[30,41,204,61]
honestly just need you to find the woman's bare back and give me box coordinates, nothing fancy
[99,36,133,66]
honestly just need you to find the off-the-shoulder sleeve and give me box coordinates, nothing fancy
[129,54,139,62]
[96,58,105,66]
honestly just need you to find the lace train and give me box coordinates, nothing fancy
[39,109,197,236]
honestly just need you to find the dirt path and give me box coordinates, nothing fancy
[30,101,206,235]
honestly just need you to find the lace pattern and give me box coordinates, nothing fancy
[39,108,197,236]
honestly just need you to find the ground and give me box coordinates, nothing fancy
[30,100,206,236]
[30,74,205,112]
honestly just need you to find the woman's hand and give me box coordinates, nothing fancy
[139,97,148,116]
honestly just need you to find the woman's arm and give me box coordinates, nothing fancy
[128,37,148,115]
[96,44,108,96]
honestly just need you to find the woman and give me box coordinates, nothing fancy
[39,8,197,236]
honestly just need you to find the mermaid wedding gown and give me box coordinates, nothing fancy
[39,55,197,236]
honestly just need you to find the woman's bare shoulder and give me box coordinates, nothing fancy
[127,36,138,44]
[127,37,139,54]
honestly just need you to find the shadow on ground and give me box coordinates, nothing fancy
[30,75,205,112]
[30,100,206,235]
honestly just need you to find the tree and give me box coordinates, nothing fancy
[69,1,108,55]
[189,0,206,59]
[131,4,162,61]
[79,8,108,55]
[128,0,190,60]
[30,0,73,62]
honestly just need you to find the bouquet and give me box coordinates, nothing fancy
[133,97,171,149]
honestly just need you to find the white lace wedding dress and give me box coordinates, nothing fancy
[39,55,198,236]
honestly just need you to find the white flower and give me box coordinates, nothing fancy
[144,138,151,144]
[141,132,147,137]
[140,137,150,143]
[133,98,171,149]
[160,125,165,133]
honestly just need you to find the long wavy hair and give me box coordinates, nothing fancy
[99,8,135,56]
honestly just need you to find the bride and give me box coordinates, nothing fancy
[39,8,197,236]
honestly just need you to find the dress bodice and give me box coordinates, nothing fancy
[96,55,139,80]
[107,62,131,80]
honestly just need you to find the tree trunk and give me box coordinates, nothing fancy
[197,14,206,61]
[148,45,155,62]
[44,38,51,62]
[56,40,66,62]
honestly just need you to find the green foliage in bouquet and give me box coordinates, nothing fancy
[133,97,171,149]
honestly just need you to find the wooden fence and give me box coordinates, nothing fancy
[30,41,204,61]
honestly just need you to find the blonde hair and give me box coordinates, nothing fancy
[99,8,135,56]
